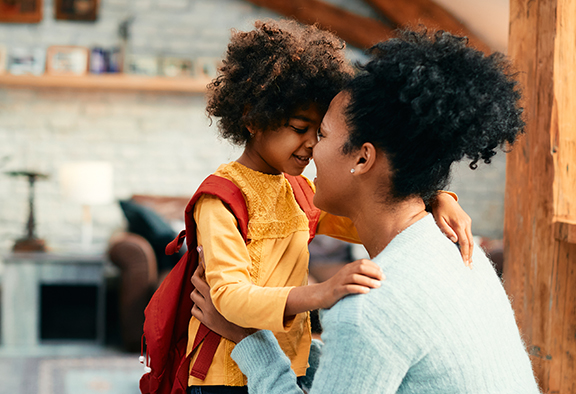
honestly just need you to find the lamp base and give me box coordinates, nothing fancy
[13,237,47,252]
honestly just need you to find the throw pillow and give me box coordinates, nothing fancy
[119,199,182,272]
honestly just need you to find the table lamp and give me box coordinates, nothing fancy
[59,161,114,248]
[6,170,49,252]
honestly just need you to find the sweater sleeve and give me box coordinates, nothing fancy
[231,315,411,394]
[195,195,294,332]
[316,211,361,244]
[298,339,323,391]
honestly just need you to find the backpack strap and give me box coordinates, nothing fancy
[183,175,249,382]
[285,174,321,244]
[151,174,317,391]
[166,175,248,256]
[155,175,248,391]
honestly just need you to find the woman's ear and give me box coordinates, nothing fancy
[352,143,377,175]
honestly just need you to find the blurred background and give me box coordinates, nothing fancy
[0,0,510,393]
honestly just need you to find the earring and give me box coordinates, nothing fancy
[350,168,355,174]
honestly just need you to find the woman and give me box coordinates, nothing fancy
[191,30,540,393]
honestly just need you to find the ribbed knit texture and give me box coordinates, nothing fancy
[232,214,541,393]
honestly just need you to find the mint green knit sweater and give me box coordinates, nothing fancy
[231,214,540,393]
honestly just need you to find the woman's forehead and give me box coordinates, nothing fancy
[323,92,350,128]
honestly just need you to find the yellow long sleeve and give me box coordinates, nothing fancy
[195,195,295,332]
[187,162,313,386]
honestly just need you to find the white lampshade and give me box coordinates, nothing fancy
[59,161,114,205]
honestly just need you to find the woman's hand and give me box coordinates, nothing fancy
[285,259,384,317]
[191,262,256,343]
[430,192,474,267]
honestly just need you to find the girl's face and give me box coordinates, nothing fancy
[247,105,323,176]
[313,92,356,216]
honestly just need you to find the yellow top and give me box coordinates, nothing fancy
[187,162,360,386]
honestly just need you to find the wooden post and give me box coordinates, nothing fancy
[504,0,576,392]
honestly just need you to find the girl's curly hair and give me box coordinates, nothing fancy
[207,19,353,146]
[343,29,525,203]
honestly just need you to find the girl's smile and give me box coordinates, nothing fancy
[237,104,324,176]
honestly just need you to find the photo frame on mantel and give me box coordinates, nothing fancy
[0,0,43,23]
[55,0,99,22]
[46,45,89,75]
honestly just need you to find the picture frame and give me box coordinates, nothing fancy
[0,0,43,23]
[55,0,99,22]
[8,47,45,75]
[194,57,221,79]
[125,54,159,77]
[46,46,89,76]
[160,56,194,78]
[0,45,6,74]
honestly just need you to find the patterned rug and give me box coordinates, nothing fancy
[0,355,144,394]
[40,356,144,394]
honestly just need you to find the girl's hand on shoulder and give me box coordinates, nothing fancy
[317,259,385,309]
[285,259,384,317]
[430,192,474,267]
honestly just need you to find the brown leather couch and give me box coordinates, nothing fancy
[107,195,189,351]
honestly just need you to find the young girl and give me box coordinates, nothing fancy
[186,20,472,393]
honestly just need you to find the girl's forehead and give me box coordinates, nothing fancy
[290,104,324,122]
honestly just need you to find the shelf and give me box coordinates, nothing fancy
[554,218,576,244]
[0,73,211,93]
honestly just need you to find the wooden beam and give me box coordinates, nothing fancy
[554,219,576,244]
[364,0,491,53]
[504,0,576,392]
[243,0,393,49]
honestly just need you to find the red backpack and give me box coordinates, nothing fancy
[139,174,320,394]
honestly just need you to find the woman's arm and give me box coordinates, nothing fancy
[190,262,256,343]
[231,325,407,394]
[191,264,406,394]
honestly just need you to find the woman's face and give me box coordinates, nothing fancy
[313,92,356,216]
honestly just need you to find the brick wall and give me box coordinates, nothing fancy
[0,0,509,252]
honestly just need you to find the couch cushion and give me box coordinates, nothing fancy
[119,199,182,272]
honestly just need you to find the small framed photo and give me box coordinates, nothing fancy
[0,45,6,74]
[55,0,99,22]
[0,0,43,23]
[8,47,46,75]
[125,54,159,77]
[194,57,221,79]
[46,46,89,75]
[160,57,194,78]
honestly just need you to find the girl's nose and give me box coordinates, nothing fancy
[305,129,318,148]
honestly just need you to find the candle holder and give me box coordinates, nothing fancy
[6,170,49,252]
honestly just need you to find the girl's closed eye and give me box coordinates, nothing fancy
[291,125,308,134]
[286,118,311,134]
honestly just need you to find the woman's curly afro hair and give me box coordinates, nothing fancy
[207,19,353,146]
[343,29,525,203]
